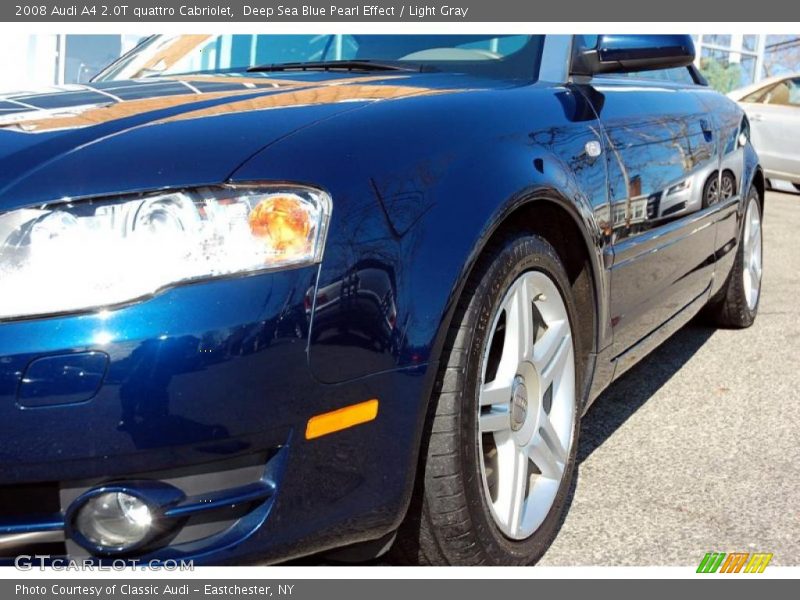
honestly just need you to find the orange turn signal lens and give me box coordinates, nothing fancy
[248,194,312,254]
[305,399,379,440]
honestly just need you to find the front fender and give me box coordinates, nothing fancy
[229,85,609,386]
[743,143,763,205]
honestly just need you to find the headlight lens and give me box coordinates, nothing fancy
[0,185,331,320]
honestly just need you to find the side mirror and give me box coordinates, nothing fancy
[571,35,696,77]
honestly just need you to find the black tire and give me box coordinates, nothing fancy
[705,185,763,328]
[702,171,720,208]
[393,232,582,565]
[721,170,736,200]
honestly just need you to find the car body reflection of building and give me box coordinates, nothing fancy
[0,75,448,134]
[308,261,399,355]
[593,103,747,241]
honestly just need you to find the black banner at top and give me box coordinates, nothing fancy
[2,0,797,22]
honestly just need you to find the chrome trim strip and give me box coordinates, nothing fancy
[0,530,64,551]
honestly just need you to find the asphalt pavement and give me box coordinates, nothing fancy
[539,190,800,566]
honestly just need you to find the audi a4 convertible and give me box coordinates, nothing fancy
[0,34,764,565]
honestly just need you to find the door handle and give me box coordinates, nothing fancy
[750,113,765,122]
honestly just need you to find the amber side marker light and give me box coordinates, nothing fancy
[305,399,379,440]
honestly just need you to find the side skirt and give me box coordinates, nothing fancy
[582,282,712,413]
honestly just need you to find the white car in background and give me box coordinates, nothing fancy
[729,73,800,192]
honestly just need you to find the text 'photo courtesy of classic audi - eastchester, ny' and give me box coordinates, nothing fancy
[0,34,764,565]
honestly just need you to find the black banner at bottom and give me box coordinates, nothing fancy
[1,579,795,600]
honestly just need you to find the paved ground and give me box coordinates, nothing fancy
[295,191,800,567]
[539,190,800,566]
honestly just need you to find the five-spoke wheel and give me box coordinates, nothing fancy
[396,233,581,565]
[741,194,763,311]
[478,271,575,539]
[706,184,763,328]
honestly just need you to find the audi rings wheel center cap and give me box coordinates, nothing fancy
[510,377,528,432]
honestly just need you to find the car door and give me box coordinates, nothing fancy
[695,85,748,289]
[587,75,719,364]
[739,76,800,182]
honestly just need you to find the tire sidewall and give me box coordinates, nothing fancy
[702,171,720,208]
[738,189,763,320]
[458,234,583,564]
[721,171,736,199]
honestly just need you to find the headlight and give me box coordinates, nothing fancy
[0,185,331,320]
[667,179,691,195]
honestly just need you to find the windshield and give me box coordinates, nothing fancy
[93,35,544,82]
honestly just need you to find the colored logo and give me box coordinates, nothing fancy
[697,552,773,573]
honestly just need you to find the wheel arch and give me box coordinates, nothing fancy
[751,165,766,214]
[429,189,604,412]
[395,189,603,562]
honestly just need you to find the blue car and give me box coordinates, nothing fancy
[0,34,763,565]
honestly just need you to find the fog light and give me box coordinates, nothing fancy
[74,491,155,552]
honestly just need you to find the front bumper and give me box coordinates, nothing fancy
[0,267,429,564]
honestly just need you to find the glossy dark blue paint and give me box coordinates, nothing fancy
[0,516,63,535]
[16,351,108,408]
[0,39,761,564]
[64,480,187,555]
[232,78,611,383]
[571,35,696,77]
[588,79,720,357]
[0,269,316,479]
[597,34,695,64]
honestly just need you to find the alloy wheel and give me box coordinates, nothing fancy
[706,177,720,205]
[477,271,576,540]
[742,197,763,310]
[720,174,735,200]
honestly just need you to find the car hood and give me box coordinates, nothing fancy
[0,72,497,209]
